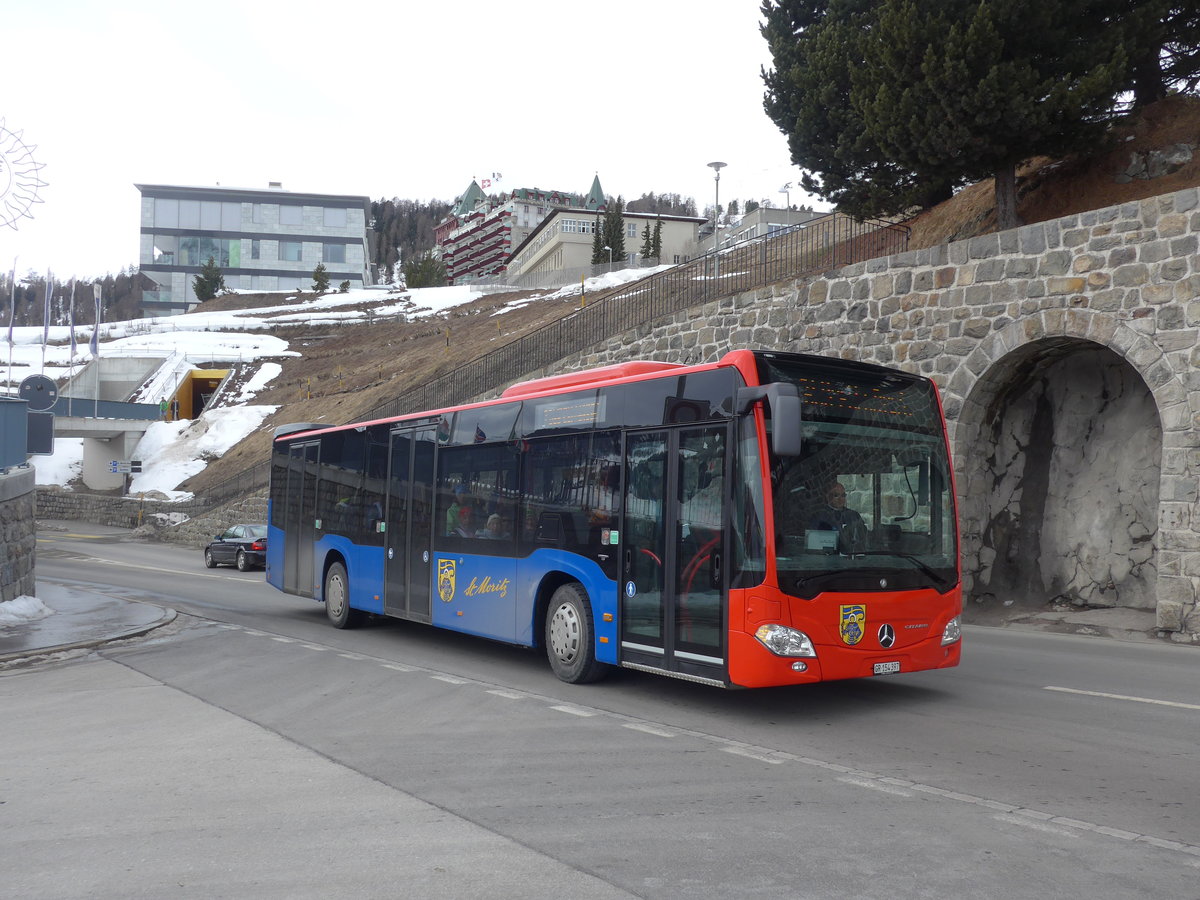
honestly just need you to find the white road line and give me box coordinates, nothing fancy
[622,722,676,738]
[1044,685,1200,711]
[486,689,526,700]
[837,775,913,797]
[382,663,413,671]
[994,813,1081,839]
[722,745,785,765]
[430,674,469,684]
[550,705,597,717]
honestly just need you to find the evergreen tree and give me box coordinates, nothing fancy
[651,218,663,260]
[601,196,627,263]
[402,251,447,288]
[312,263,331,293]
[856,0,1134,229]
[591,214,606,265]
[639,222,654,260]
[193,256,225,302]
[762,0,957,218]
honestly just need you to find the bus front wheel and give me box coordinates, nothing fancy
[324,562,361,629]
[545,583,608,684]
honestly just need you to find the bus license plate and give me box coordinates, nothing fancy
[873,661,901,675]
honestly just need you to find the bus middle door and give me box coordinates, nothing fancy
[383,425,435,623]
[621,424,729,682]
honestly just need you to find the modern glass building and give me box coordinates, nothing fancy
[136,182,373,315]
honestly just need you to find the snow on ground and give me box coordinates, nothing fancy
[0,596,54,625]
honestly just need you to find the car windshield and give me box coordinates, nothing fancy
[759,355,958,599]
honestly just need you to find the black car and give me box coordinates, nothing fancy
[204,524,267,571]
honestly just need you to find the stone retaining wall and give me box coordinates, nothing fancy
[0,467,37,603]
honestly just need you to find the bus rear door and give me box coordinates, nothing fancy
[283,440,319,597]
[621,424,729,683]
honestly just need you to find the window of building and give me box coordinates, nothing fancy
[222,202,241,231]
[626,223,638,238]
[152,235,177,264]
[280,241,303,262]
[323,207,348,228]
[154,199,179,228]
[323,243,346,264]
[279,205,303,226]
[180,200,201,229]
[251,240,260,260]
[200,201,221,231]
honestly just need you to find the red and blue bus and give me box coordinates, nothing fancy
[266,349,961,688]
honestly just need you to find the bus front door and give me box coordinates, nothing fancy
[384,426,434,622]
[284,440,319,597]
[621,425,728,682]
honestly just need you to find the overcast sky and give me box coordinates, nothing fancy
[3,0,818,280]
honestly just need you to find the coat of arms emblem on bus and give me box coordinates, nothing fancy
[438,559,456,603]
[839,604,866,645]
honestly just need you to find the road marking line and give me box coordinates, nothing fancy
[837,775,913,797]
[338,653,367,660]
[722,745,785,764]
[300,644,328,651]
[270,637,296,643]
[486,689,526,700]
[550,705,597,717]
[623,722,676,738]
[431,674,469,684]
[995,813,1081,839]
[382,663,413,671]
[1044,685,1200,711]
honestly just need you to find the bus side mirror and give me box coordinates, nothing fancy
[737,384,802,457]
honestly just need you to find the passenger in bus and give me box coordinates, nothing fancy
[454,505,476,537]
[446,484,468,535]
[478,513,510,540]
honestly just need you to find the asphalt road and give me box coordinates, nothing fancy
[9,531,1200,899]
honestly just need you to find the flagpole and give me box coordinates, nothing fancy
[41,269,51,375]
[92,282,102,418]
[67,279,76,416]
[5,257,15,395]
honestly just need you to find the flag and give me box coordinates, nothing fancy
[5,259,15,347]
[68,279,76,358]
[90,283,101,356]
[42,269,51,347]
[474,424,486,443]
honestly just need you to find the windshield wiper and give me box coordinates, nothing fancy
[858,550,954,589]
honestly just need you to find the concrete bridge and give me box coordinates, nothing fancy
[545,188,1200,641]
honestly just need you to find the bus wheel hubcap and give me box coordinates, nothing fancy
[549,603,579,663]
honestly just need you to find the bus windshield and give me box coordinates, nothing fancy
[759,355,958,599]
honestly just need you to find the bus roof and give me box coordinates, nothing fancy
[500,360,685,398]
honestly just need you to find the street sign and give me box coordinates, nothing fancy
[18,374,57,411]
[109,459,143,474]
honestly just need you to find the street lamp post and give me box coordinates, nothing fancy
[603,245,612,267]
[779,182,791,214]
[708,161,726,282]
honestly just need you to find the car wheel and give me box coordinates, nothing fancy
[324,562,362,628]
[204,548,217,569]
[236,550,249,572]
[545,583,608,684]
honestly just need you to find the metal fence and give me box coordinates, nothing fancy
[194,211,909,508]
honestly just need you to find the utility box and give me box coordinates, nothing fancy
[27,410,54,455]
[0,397,29,469]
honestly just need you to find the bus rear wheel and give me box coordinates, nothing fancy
[324,562,361,629]
[545,583,608,684]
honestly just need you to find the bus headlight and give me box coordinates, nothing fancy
[754,624,817,657]
[940,616,962,646]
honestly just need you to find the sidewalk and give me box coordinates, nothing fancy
[0,581,175,663]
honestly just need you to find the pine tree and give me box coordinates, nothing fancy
[193,256,225,302]
[591,214,606,265]
[639,222,654,260]
[857,0,1134,229]
[651,218,663,260]
[402,251,447,288]
[312,263,330,293]
[601,196,627,264]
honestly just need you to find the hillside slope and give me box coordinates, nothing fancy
[181,96,1199,496]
